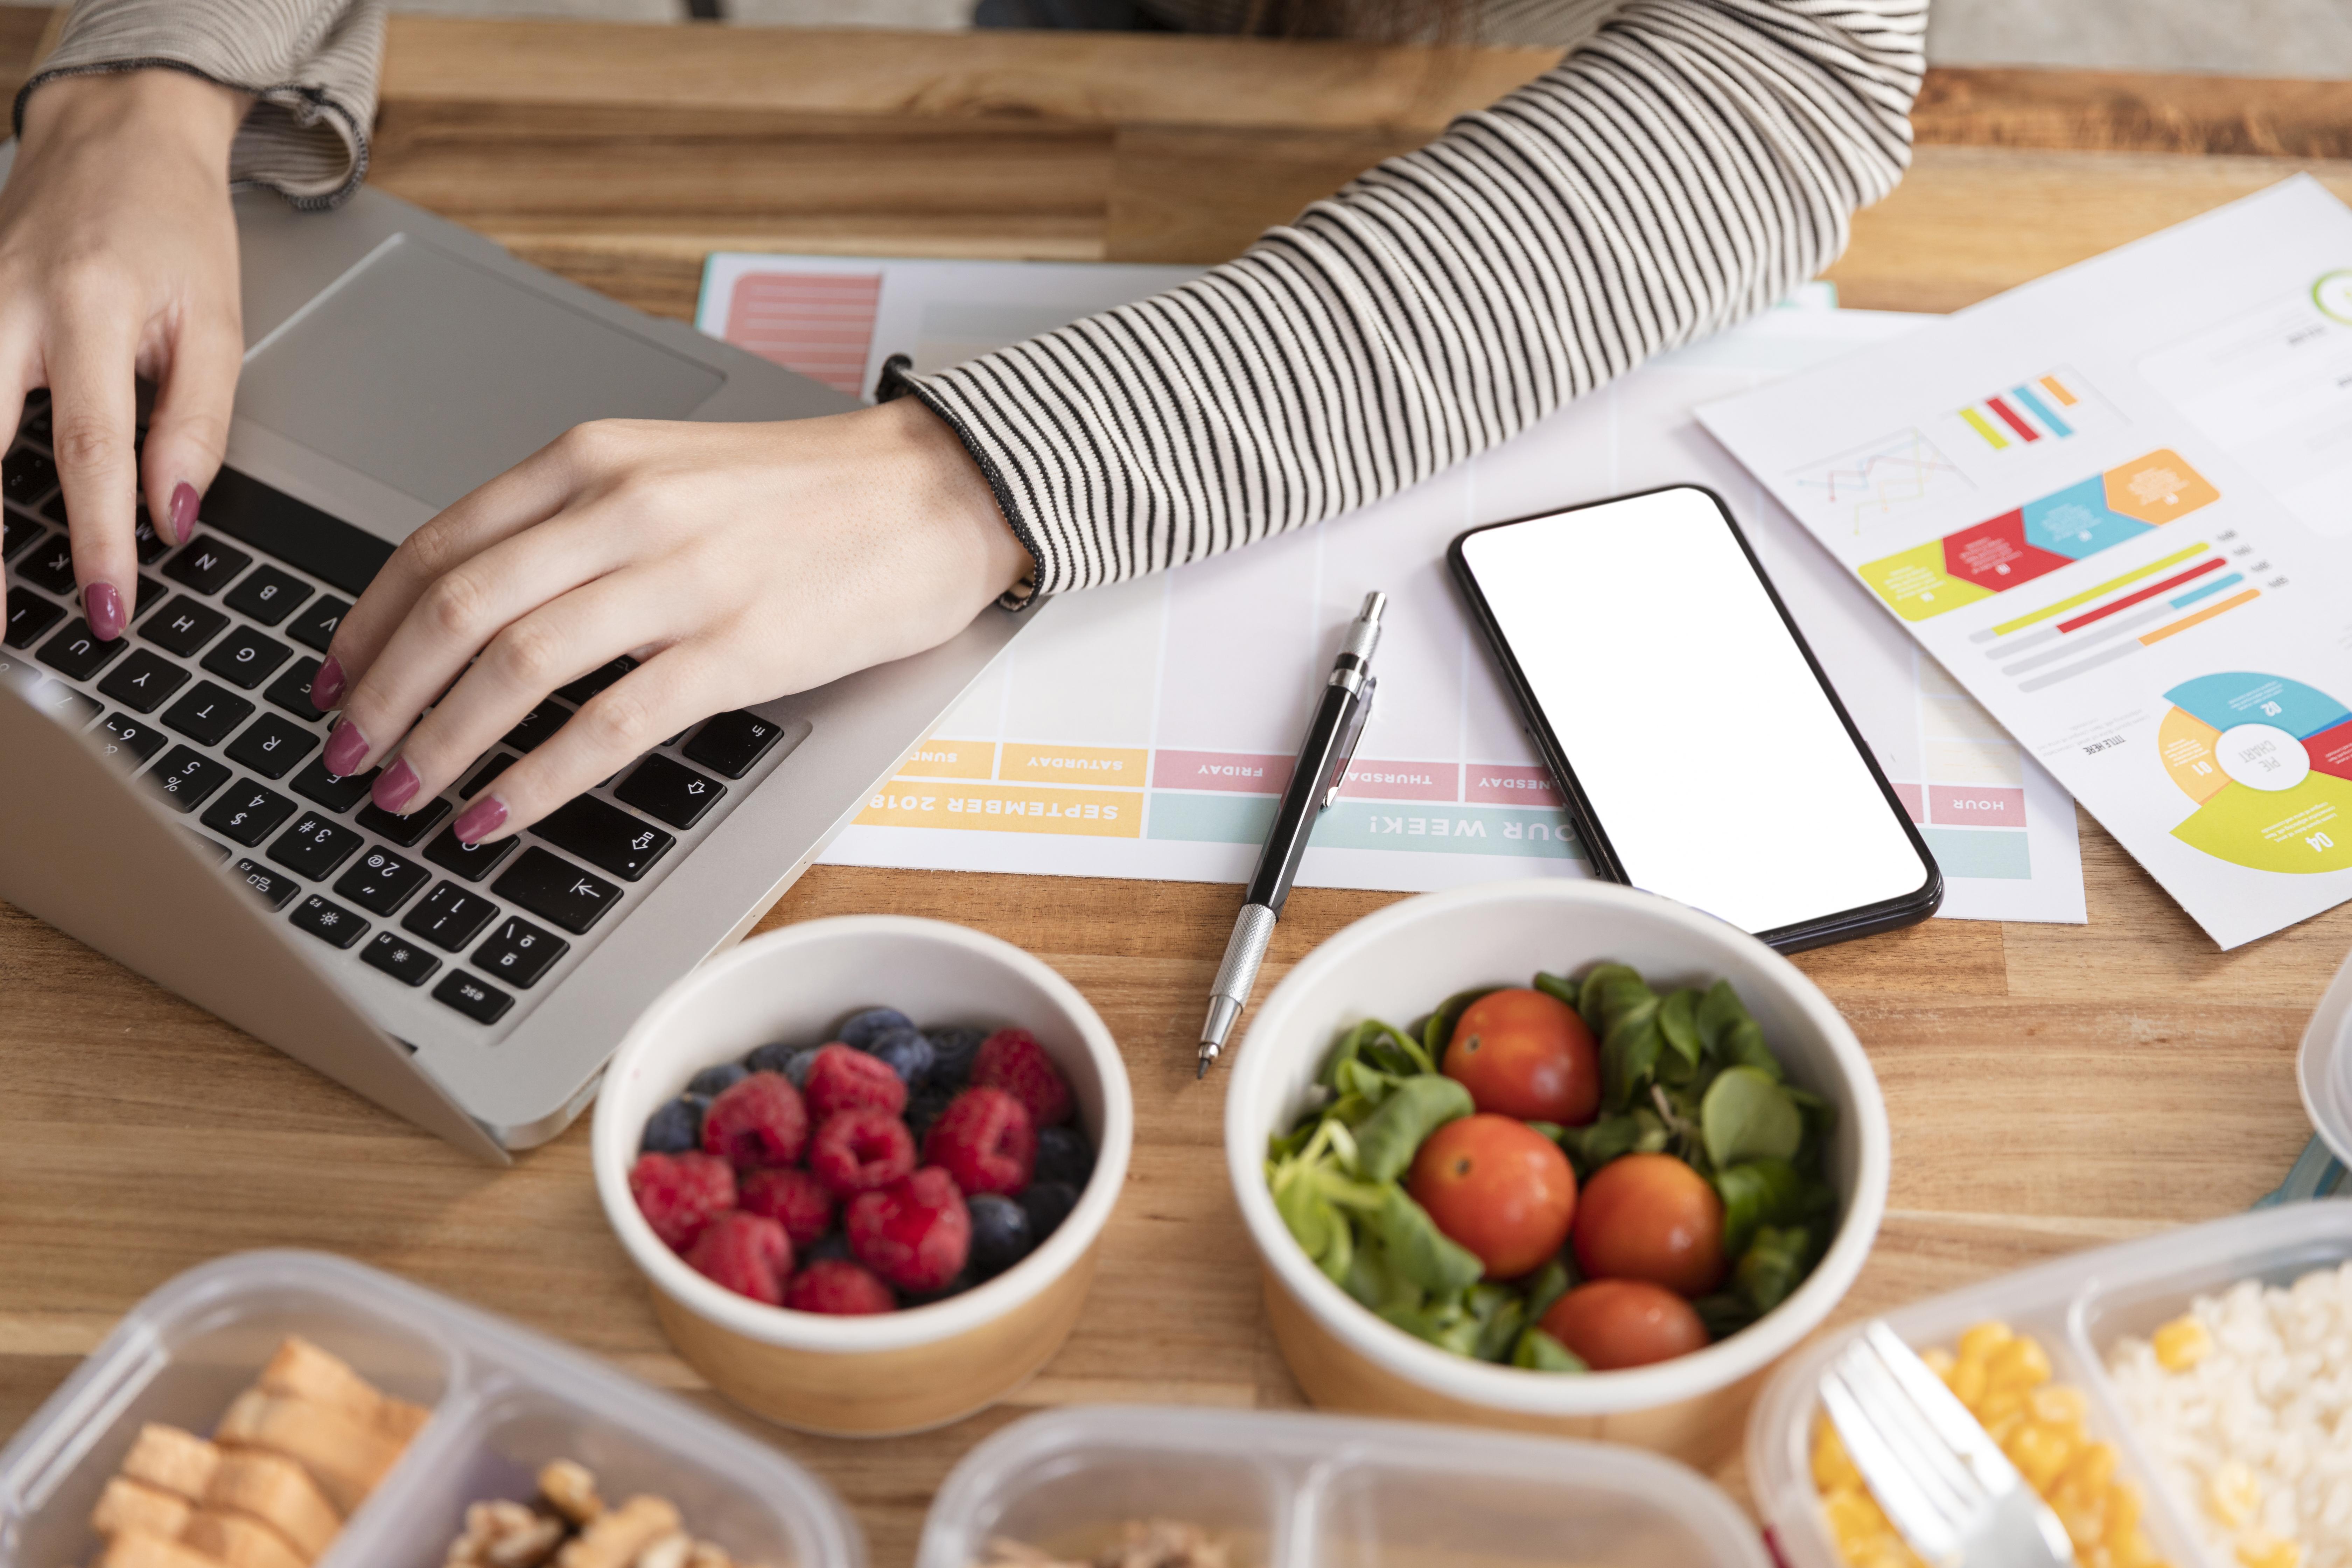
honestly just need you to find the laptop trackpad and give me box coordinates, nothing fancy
[237,234,726,510]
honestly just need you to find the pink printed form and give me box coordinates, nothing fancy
[1150,751,1294,795]
[1341,761,1461,803]
[1927,784,2026,826]
[726,271,881,398]
[1464,765,1562,808]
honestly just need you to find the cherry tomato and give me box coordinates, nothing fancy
[1571,1152,1726,1296]
[1444,988,1600,1126]
[1407,1114,1576,1279]
[1540,1279,1710,1371]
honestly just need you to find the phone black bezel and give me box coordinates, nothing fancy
[1447,483,1943,953]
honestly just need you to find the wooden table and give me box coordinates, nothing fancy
[6,14,2352,1562]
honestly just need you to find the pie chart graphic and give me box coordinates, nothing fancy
[2162,673,2352,873]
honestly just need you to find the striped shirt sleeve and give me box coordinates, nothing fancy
[16,0,385,209]
[905,0,1927,597]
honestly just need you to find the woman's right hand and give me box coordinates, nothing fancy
[1,68,251,640]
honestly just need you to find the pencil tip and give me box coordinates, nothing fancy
[1196,1054,1210,1080]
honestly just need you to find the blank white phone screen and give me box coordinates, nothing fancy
[1460,488,1930,936]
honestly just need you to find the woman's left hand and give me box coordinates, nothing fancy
[312,396,1030,844]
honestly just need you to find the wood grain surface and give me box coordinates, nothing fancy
[2,16,2345,1564]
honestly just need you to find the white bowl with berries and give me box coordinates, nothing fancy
[591,915,1132,1436]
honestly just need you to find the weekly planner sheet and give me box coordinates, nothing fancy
[697,256,2086,922]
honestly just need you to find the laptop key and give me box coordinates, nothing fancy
[402,880,500,952]
[141,595,231,657]
[534,794,674,881]
[501,699,572,754]
[360,931,440,987]
[1,512,37,560]
[160,680,255,747]
[129,510,170,565]
[230,859,300,911]
[423,825,520,882]
[15,532,76,595]
[134,576,168,620]
[97,648,191,713]
[200,781,297,848]
[160,536,252,595]
[145,746,232,813]
[225,712,320,779]
[264,655,330,721]
[201,624,293,690]
[222,564,312,626]
[554,656,636,705]
[4,586,64,649]
[683,710,788,778]
[290,756,379,813]
[286,595,349,654]
[356,794,451,848]
[94,711,169,769]
[461,752,514,799]
[432,969,513,1026]
[36,618,130,681]
[267,812,364,881]
[333,846,432,916]
[492,846,621,935]
[2,444,57,508]
[30,680,103,728]
[289,894,369,951]
[614,752,726,830]
[470,915,568,989]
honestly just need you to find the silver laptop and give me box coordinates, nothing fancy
[0,166,1033,1161]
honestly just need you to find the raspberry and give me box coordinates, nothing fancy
[972,1028,1075,1128]
[808,1108,917,1196]
[684,1211,791,1306]
[701,1071,809,1168]
[923,1087,1037,1197]
[628,1151,736,1252]
[739,1166,836,1248]
[846,1167,971,1293]
[784,1258,898,1315]
[804,1043,907,1120]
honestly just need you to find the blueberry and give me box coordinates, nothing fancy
[967,1193,1034,1278]
[905,1085,954,1146]
[925,1025,987,1087]
[743,1041,802,1075]
[686,1063,748,1098]
[1034,1125,1094,1187]
[803,1231,853,1264]
[836,1007,913,1050]
[1021,1181,1080,1243]
[639,1095,706,1154]
[779,1046,821,1088]
[900,1268,975,1307]
[868,1026,935,1086]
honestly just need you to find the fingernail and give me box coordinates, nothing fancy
[84,582,124,642]
[168,482,198,547]
[453,795,507,846]
[372,757,420,814]
[323,718,370,777]
[310,656,345,712]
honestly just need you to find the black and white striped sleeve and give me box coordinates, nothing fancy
[905,0,1926,598]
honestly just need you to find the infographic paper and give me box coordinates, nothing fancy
[1701,177,2352,948]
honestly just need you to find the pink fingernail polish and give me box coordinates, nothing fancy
[168,482,199,546]
[84,582,124,642]
[310,656,345,712]
[323,719,369,777]
[453,795,507,846]
[372,757,419,814]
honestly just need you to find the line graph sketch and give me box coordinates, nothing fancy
[1789,427,1974,533]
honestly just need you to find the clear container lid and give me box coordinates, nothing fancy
[1746,1202,2352,1568]
[2299,944,2352,1167]
[0,1250,862,1568]
[915,1405,1770,1568]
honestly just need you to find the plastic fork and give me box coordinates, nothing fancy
[1819,1322,2077,1568]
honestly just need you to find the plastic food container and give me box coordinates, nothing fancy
[0,1250,862,1568]
[914,1405,1772,1568]
[1224,880,1890,1466]
[2298,944,2352,1166]
[1748,1202,2352,1568]
[592,915,1134,1437]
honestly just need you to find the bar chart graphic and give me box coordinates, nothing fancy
[2164,673,2352,873]
[1953,369,2102,452]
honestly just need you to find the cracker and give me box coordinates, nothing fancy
[214,1392,400,1514]
[120,1427,221,1503]
[181,1510,306,1568]
[205,1451,340,1558]
[93,1527,222,1568]
[91,1478,194,1541]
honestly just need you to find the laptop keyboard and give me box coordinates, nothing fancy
[0,393,808,1041]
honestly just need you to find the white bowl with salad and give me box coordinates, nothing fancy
[1225,878,1889,1465]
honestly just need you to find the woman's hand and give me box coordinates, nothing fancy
[313,396,1032,844]
[2,69,251,639]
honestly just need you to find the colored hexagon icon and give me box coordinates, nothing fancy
[2103,449,2218,525]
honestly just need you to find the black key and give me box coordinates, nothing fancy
[1,512,38,560]
[160,536,252,595]
[97,648,190,713]
[15,531,76,595]
[614,753,727,830]
[129,510,170,565]
[356,794,451,848]
[286,595,350,654]
[402,880,500,952]
[29,680,102,728]
[470,915,568,989]
[289,894,369,950]
[35,619,128,681]
[360,931,441,988]
[225,712,319,780]
[290,756,378,813]
[264,655,329,722]
[37,489,65,525]
[144,746,231,813]
[222,565,312,625]
[160,681,254,747]
[2,445,57,507]
[423,825,520,882]
[4,586,64,649]
[432,969,513,1025]
[554,656,636,705]
[181,832,231,865]
[534,794,673,882]
[93,711,168,770]
[460,753,514,799]
[492,847,622,935]
[200,625,292,690]
[141,595,230,657]
[230,858,299,910]
[195,468,392,598]
[133,576,167,619]
[684,710,789,778]
[266,812,364,880]
[333,846,431,916]
[200,781,297,848]
[501,699,572,754]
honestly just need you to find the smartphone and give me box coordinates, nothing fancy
[1449,484,1940,950]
